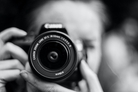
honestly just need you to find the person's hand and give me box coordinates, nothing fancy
[79,60,103,92]
[0,28,28,92]
[20,62,76,92]
[20,60,103,92]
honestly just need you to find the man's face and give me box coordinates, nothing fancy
[31,1,103,73]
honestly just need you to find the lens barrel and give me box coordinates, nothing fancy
[29,31,78,82]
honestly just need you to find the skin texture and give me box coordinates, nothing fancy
[0,1,104,92]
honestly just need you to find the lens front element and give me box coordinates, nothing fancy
[39,41,68,70]
[48,51,58,62]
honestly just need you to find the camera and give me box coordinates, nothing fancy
[13,23,87,88]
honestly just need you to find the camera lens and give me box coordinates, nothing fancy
[29,31,78,82]
[38,41,68,70]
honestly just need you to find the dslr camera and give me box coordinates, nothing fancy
[13,23,87,88]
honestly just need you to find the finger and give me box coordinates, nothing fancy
[78,79,88,92]
[0,59,24,70]
[0,42,28,65]
[20,70,76,92]
[0,27,27,42]
[0,84,6,92]
[0,70,21,92]
[16,75,26,92]
[80,60,103,92]
[0,88,6,92]
[0,70,20,82]
[25,62,31,72]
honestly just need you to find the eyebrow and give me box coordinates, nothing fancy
[81,35,97,42]
[82,39,95,47]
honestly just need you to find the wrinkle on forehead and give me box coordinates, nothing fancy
[32,1,102,40]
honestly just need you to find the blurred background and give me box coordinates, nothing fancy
[1,0,138,92]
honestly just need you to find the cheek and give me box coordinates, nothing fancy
[87,48,102,73]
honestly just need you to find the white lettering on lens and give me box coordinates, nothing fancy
[33,51,36,60]
[34,43,39,50]
[44,36,49,39]
[39,38,44,43]
[45,24,63,28]
[50,35,60,38]
[60,37,71,47]
[55,71,64,76]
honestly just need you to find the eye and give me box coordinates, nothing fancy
[83,40,95,49]
[86,44,94,49]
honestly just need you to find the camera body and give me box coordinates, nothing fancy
[13,23,86,88]
[29,23,79,82]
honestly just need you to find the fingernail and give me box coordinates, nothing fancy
[81,59,86,66]
[20,70,28,79]
[80,59,85,70]
[81,59,89,70]
[21,31,27,35]
[18,29,27,35]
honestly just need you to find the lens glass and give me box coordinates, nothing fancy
[38,41,68,70]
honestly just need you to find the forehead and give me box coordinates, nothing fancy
[32,1,102,40]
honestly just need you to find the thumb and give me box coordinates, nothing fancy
[20,70,28,81]
[20,70,38,86]
[20,70,44,91]
[80,60,103,92]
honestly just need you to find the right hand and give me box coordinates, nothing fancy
[79,60,103,92]
[0,28,28,92]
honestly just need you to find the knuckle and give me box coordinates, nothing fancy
[5,42,13,51]
[0,79,5,85]
[12,59,24,69]
[0,77,5,82]
[0,74,6,82]
[5,42,12,47]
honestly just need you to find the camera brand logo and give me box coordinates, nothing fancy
[45,23,63,28]
[55,71,64,76]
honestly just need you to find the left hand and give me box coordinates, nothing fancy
[0,28,28,92]
[79,60,103,92]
